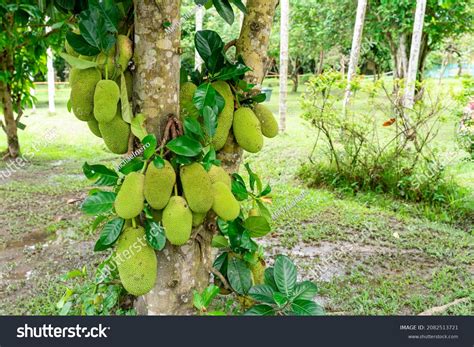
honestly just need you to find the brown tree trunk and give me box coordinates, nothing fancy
[1,82,20,159]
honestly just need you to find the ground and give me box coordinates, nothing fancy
[0,80,472,315]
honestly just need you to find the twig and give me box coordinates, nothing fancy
[224,39,237,52]
[418,298,470,316]
[210,267,232,291]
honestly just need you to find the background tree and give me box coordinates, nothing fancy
[279,0,289,131]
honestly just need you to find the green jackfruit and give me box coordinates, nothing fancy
[162,196,193,246]
[144,160,176,210]
[116,227,157,296]
[233,107,264,153]
[70,68,101,121]
[180,82,199,119]
[211,81,235,150]
[192,212,207,227]
[97,35,133,78]
[115,172,145,219]
[250,260,265,285]
[87,119,102,138]
[253,103,279,138]
[212,182,240,221]
[94,80,120,123]
[99,111,130,154]
[208,165,231,189]
[180,163,213,213]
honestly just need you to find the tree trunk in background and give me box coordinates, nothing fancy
[396,33,408,79]
[403,0,426,109]
[47,47,55,114]
[279,0,289,131]
[195,5,204,71]
[342,0,367,113]
[317,50,324,74]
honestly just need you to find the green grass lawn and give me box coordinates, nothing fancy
[0,79,472,315]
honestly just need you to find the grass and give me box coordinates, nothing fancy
[0,80,473,315]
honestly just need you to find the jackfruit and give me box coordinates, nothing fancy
[94,80,120,123]
[70,68,101,121]
[233,107,264,153]
[115,172,145,219]
[253,104,279,138]
[87,119,102,138]
[208,165,231,189]
[99,111,130,154]
[144,160,176,210]
[180,82,199,119]
[162,196,193,246]
[97,35,133,78]
[180,163,213,213]
[212,182,240,221]
[250,260,265,285]
[116,226,157,296]
[211,81,235,150]
[192,212,207,227]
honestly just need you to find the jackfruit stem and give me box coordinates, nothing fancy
[174,184,178,196]
[131,218,137,228]
[105,62,109,80]
[141,161,149,174]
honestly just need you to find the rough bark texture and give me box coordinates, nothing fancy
[279,0,289,131]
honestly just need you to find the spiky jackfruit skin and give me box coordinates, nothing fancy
[192,212,207,227]
[180,163,213,213]
[87,119,102,138]
[96,35,133,78]
[162,196,193,246]
[250,260,265,285]
[94,80,120,123]
[144,160,176,210]
[212,182,240,221]
[233,107,264,153]
[212,81,235,150]
[179,82,199,119]
[253,104,279,138]
[99,111,130,154]
[115,172,145,219]
[116,227,157,296]
[208,165,231,189]
[70,68,101,121]
[116,35,133,72]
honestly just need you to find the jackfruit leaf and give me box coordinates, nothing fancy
[244,216,271,238]
[184,117,204,138]
[194,0,208,5]
[213,63,250,81]
[256,200,272,223]
[248,284,276,305]
[82,162,118,186]
[119,157,144,175]
[60,53,99,69]
[153,156,165,169]
[226,220,246,250]
[244,163,259,192]
[264,267,278,291]
[201,285,220,307]
[81,191,116,215]
[172,155,194,165]
[213,251,228,273]
[273,292,289,307]
[166,135,203,157]
[292,281,318,301]
[258,184,272,197]
[79,7,116,53]
[193,292,205,311]
[16,121,26,130]
[211,235,229,248]
[145,220,166,251]
[131,113,147,140]
[244,304,275,316]
[274,255,297,297]
[91,215,108,232]
[193,83,225,114]
[120,73,132,123]
[66,31,100,56]
[226,257,252,295]
[291,300,325,316]
[231,180,248,201]
[88,0,119,33]
[203,106,218,137]
[212,0,234,25]
[230,0,247,13]
[94,218,125,251]
[251,93,267,103]
[180,66,189,84]
[202,147,220,171]
[195,30,225,73]
[142,134,157,160]
[240,230,258,252]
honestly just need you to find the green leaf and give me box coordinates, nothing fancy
[274,255,297,297]
[193,291,204,311]
[244,216,271,238]
[166,135,203,157]
[244,304,275,316]
[91,215,108,232]
[211,235,229,248]
[66,31,100,56]
[81,191,116,215]
[201,285,220,307]
[273,292,289,307]
[184,117,204,138]
[213,252,228,273]
[203,106,218,137]
[131,113,148,140]
[79,8,116,52]
[142,134,157,160]
[214,63,250,81]
[94,218,125,251]
[153,156,165,169]
[120,73,133,123]
[256,200,272,222]
[248,284,275,304]
[194,30,225,73]
[119,157,144,175]
[291,299,325,316]
[82,162,118,186]
[264,267,278,291]
[212,0,234,25]
[60,53,98,69]
[292,281,318,301]
[193,83,225,114]
[145,220,166,251]
[89,0,119,33]
[231,180,248,201]
[226,257,252,295]
[230,0,247,13]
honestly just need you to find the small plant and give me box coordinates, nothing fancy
[192,285,225,316]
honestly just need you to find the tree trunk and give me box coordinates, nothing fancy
[397,33,408,79]
[403,0,427,109]
[317,50,324,75]
[279,0,289,131]
[1,82,20,159]
[342,0,367,113]
[195,5,204,71]
[134,0,278,315]
[47,47,55,114]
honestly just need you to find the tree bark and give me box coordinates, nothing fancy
[279,0,289,131]
[343,0,368,113]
